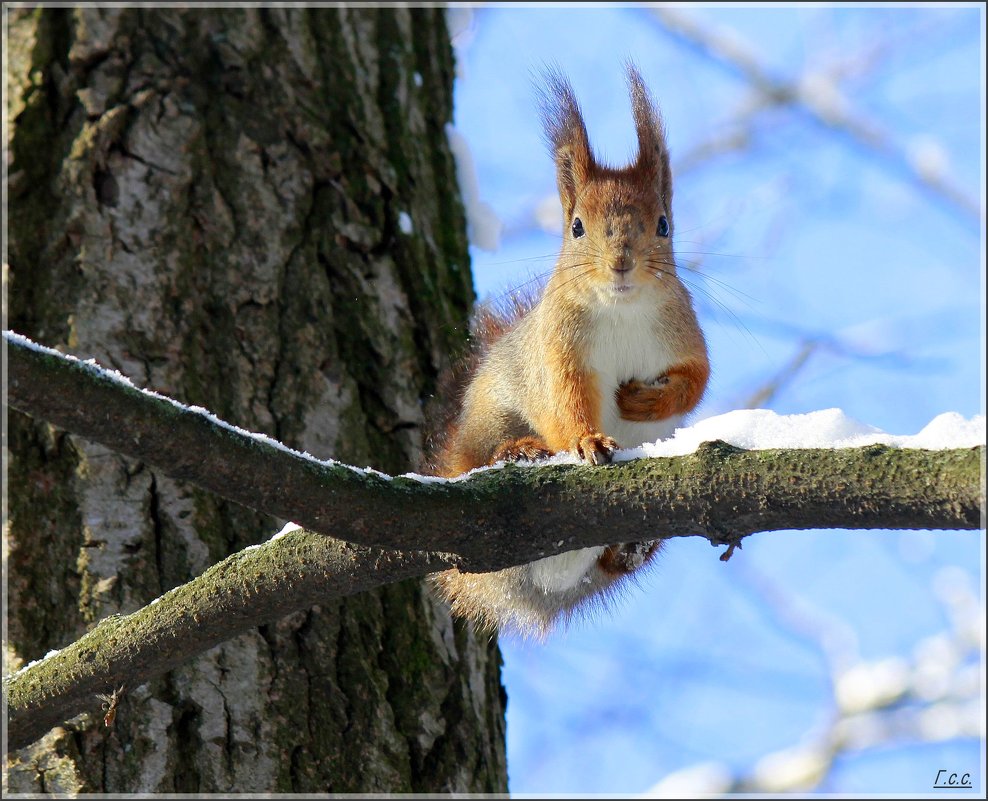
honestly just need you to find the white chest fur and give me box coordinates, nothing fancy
[587,297,682,448]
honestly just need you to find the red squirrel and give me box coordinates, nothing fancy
[428,66,710,636]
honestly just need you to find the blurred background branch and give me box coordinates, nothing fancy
[649,564,983,795]
[647,7,982,226]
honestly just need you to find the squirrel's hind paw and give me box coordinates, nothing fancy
[598,541,663,575]
[491,436,554,464]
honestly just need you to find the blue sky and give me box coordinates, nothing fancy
[450,4,984,795]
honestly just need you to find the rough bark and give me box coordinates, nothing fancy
[5,6,505,794]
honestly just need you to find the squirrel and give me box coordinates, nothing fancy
[426,65,710,637]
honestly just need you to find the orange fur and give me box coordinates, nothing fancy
[615,359,710,421]
[537,355,601,454]
[424,291,539,477]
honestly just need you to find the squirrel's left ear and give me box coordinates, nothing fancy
[539,67,596,225]
[627,63,672,212]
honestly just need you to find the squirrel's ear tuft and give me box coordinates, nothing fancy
[538,66,595,222]
[627,63,672,209]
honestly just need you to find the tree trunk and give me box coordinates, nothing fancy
[5,6,506,793]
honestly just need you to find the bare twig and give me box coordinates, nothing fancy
[652,564,984,794]
[744,339,821,409]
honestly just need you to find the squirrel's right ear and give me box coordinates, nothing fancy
[626,63,672,210]
[539,68,595,223]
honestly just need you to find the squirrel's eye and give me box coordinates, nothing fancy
[656,216,670,238]
[571,218,585,238]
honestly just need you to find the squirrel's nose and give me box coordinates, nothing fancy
[611,248,634,273]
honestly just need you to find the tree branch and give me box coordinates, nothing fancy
[4,328,984,753]
[7,331,982,570]
[4,527,446,754]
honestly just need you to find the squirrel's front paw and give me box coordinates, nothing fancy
[491,436,554,464]
[617,378,665,421]
[616,374,676,421]
[575,433,618,465]
[617,363,708,421]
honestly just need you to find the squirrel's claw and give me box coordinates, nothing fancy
[575,433,618,465]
